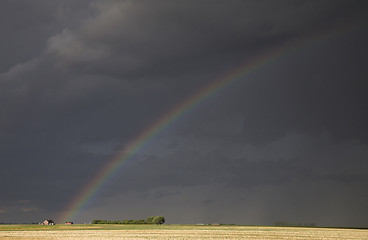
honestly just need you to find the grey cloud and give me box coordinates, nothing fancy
[118,133,368,186]
[0,0,93,73]
[46,0,368,78]
[171,28,368,144]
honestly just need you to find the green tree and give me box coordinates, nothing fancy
[153,216,165,225]
[145,216,155,224]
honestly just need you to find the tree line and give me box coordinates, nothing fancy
[92,216,165,225]
[274,221,316,227]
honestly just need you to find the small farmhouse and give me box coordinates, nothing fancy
[41,219,55,225]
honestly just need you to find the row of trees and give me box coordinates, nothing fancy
[92,216,165,225]
[274,221,316,227]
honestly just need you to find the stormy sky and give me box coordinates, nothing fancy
[1,0,368,227]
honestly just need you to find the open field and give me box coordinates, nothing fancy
[0,224,368,240]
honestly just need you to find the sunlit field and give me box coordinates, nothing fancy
[0,224,368,240]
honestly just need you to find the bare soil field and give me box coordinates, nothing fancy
[0,224,367,240]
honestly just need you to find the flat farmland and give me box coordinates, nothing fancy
[0,224,367,240]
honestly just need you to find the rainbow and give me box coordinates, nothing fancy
[56,25,356,223]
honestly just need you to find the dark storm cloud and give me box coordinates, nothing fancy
[0,0,367,226]
[46,0,367,79]
[0,0,93,73]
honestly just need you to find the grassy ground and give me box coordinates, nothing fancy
[0,224,367,239]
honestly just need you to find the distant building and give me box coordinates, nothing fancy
[65,222,73,225]
[41,219,55,225]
